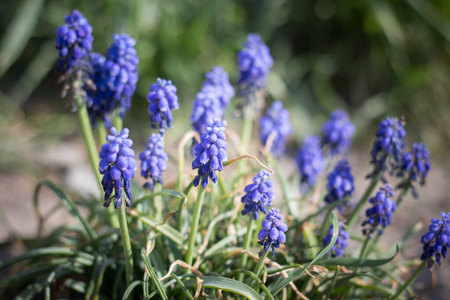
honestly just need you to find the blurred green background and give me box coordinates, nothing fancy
[1,0,450,168]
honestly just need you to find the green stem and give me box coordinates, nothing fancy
[252,249,269,287]
[391,259,427,299]
[359,235,371,259]
[238,218,255,282]
[185,186,206,268]
[113,109,123,132]
[75,95,102,195]
[347,174,380,227]
[154,183,163,221]
[118,200,134,287]
[272,156,296,217]
[98,123,107,145]
[319,209,333,240]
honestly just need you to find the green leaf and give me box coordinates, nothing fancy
[133,189,185,206]
[184,276,263,300]
[34,181,96,240]
[0,247,95,271]
[122,281,142,300]
[129,209,187,249]
[204,227,247,257]
[269,211,339,297]
[318,245,399,267]
[0,0,45,78]
[140,250,168,300]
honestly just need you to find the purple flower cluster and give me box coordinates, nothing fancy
[323,223,350,258]
[97,34,139,119]
[139,133,168,190]
[190,85,223,134]
[241,170,274,220]
[86,53,111,127]
[420,212,450,267]
[237,33,273,97]
[147,78,179,133]
[362,184,397,237]
[55,10,93,75]
[192,118,228,188]
[259,101,292,157]
[369,117,406,177]
[324,159,354,212]
[397,142,431,198]
[203,66,235,110]
[257,208,288,257]
[322,110,355,155]
[99,127,137,209]
[296,135,326,190]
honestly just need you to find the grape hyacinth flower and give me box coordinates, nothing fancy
[257,208,288,257]
[259,101,292,157]
[190,85,223,134]
[420,212,450,267]
[241,170,274,220]
[97,34,139,119]
[323,223,350,258]
[296,135,326,190]
[368,117,406,178]
[203,66,235,110]
[147,78,179,134]
[321,110,355,155]
[192,118,228,188]
[139,133,168,190]
[99,127,137,209]
[362,184,397,238]
[237,33,273,97]
[324,159,354,212]
[86,52,111,127]
[55,10,93,77]
[397,142,431,199]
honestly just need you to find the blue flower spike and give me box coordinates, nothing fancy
[190,85,223,135]
[257,208,288,257]
[139,133,168,190]
[237,33,273,97]
[99,127,137,209]
[192,118,228,188]
[55,10,93,77]
[361,184,397,238]
[368,117,406,178]
[323,223,350,258]
[147,78,179,134]
[397,142,431,199]
[322,110,355,155]
[203,66,235,110]
[259,100,292,157]
[420,212,450,267]
[296,135,326,190]
[241,170,274,220]
[324,159,354,212]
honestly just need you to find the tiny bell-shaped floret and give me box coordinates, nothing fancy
[241,170,274,220]
[99,127,137,209]
[259,100,292,157]
[203,66,235,110]
[192,118,228,188]
[139,133,168,190]
[147,78,179,134]
[321,110,355,155]
[257,208,288,257]
[420,212,450,267]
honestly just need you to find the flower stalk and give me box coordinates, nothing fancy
[118,200,134,286]
[185,186,206,268]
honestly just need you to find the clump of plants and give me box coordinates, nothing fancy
[1,10,446,300]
